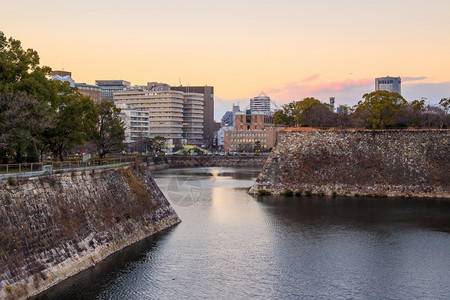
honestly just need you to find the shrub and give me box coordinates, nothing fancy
[5,285,12,293]
[332,191,337,197]
[295,190,302,196]
[258,189,270,195]
[305,190,312,196]
[7,176,15,186]
[283,189,294,196]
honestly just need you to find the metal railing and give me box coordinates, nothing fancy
[0,163,44,175]
[0,156,137,176]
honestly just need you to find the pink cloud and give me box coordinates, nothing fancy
[263,78,373,103]
[302,74,320,82]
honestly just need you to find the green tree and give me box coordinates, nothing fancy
[0,31,56,162]
[274,101,298,126]
[411,99,425,111]
[274,97,333,127]
[92,100,126,161]
[354,91,408,129]
[151,136,166,154]
[42,81,98,161]
[0,31,58,103]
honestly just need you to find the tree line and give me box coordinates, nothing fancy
[274,92,449,129]
[0,31,126,163]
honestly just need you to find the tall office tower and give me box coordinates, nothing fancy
[96,80,131,101]
[113,89,184,145]
[171,86,214,147]
[375,76,401,95]
[250,94,271,112]
[182,93,204,145]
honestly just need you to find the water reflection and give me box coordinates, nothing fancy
[33,167,450,300]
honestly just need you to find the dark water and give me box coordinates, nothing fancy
[33,167,450,300]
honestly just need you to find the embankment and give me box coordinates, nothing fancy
[147,155,267,170]
[250,129,449,198]
[0,164,180,299]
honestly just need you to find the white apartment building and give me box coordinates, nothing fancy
[116,104,150,144]
[250,94,271,113]
[182,93,204,145]
[113,89,185,144]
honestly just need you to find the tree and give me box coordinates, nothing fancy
[274,97,332,127]
[421,105,446,128]
[0,31,56,162]
[0,92,50,163]
[336,105,354,128]
[0,31,58,103]
[151,136,166,154]
[130,135,152,154]
[42,81,98,161]
[92,100,126,161]
[354,91,408,129]
[440,98,449,115]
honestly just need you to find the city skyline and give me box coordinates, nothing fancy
[2,0,450,119]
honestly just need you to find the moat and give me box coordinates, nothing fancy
[33,167,450,299]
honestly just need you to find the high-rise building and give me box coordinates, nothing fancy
[250,94,271,112]
[375,76,401,95]
[182,93,204,145]
[96,80,131,101]
[113,89,184,145]
[171,86,214,147]
[116,103,150,144]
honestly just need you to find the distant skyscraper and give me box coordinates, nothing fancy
[171,85,214,147]
[96,80,131,101]
[375,76,401,95]
[221,111,233,127]
[250,94,271,112]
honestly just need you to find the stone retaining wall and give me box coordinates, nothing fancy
[0,164,180,299]
[164,155,267,169]
[250,130,449,198]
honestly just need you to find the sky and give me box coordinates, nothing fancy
[1,0,450,120]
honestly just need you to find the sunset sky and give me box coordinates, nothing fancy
[1,0,450,119]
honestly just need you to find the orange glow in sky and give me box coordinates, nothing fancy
[2,0,450,117]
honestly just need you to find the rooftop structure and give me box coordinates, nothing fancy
[375,76,401,95]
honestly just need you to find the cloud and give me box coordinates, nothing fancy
[214,79,450,121]
[263,78,373,105]
[402,81,450,103]
[403,76,428,82]
[302,74,320,82]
